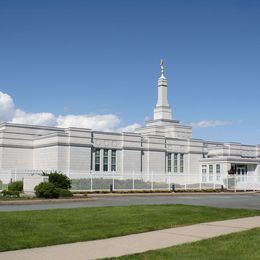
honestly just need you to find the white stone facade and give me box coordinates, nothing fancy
[0,62,259,183]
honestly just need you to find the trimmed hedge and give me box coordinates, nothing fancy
[34,182,59,199]
[2,190,20,198]
[57,188,73,197]
[35,172,73,199]
[48,172,71,189]
[8,181,23,192]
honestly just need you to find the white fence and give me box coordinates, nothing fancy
[69,172,260,192]
[69,172,222,191]
[1,170,260,192]
[0,169,43,183]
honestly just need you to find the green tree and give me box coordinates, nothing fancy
[48,172,71,189]
[34,182,59,198]
[8,181,23,192]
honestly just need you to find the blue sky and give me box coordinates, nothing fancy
[0,0,259,144]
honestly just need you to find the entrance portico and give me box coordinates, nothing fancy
[199,157,260,185]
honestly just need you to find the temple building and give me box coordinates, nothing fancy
[0,61,259,184]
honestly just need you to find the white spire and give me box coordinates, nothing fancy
[153,60,172,120]
[160,59,165,78]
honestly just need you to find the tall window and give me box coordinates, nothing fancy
[209,165,213,181]
[202,165,207,182]
[174,153,178,173]
[103,149,108,171]
[90,147,93,170]
[111,150,116,172]
[180,154,184,173]
[167,153,172,172]
[216,164,221,181]
[95,149,100,171]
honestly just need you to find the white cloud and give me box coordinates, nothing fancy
[0,91,138,132]
[118,123,141,132]
[189,120,232,128]
[12,109,57,126]
[0,91,235,133]
[57,114,121,131]
[0,92,16,121]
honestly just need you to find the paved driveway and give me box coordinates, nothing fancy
[0,193,260,212]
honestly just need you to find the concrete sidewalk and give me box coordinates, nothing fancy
[1,216,260,260]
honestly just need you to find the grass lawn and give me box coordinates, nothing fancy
[115,228,260,260]
[0,204,259,252]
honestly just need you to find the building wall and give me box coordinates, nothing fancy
[1,147,33,170]
[69,146,91,173]
[188,153,203,174]
[57,145,69,173]
[33,146,59,170]
[121,149,142,172]
[146,150,166,172]
[0,123,259,179]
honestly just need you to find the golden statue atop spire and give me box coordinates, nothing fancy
[160,59,164,76]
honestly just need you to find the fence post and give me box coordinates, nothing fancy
[132,171,135,191]
[184,174,187,190]
[113,171,115,191]
[90,173,93,192]
[151,171,154,191]
[234,176,236,192]
[168,173,171,191]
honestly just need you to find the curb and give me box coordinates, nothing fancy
[0,197,96,206]
[87,191,259,197]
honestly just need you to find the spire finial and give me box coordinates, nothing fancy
[160,59,164,77]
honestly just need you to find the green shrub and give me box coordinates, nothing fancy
[8,181,23,192]
[49,172,71,189]
[0,181,8,191]
[57,188,73,198]
[2,190,20,198]
[34,182,59,199]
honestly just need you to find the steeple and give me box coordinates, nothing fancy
[153,60,172,120]
[160,59,165,78]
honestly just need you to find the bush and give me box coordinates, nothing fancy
[34,182,59,199]
[49,172,71,190]
[8,181,23,192]
[2,190,20,198]
[57,188,73,198]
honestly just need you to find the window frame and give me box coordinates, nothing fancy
[95,148,100,172]
[180,154,184,173]
[167,153,172,172]
[111,149,117,172]
[103,149,109,172]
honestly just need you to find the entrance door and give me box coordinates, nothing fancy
[236,165,247,182]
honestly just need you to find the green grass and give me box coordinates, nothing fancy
[115,228,260,260]
[0,204,259,252]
